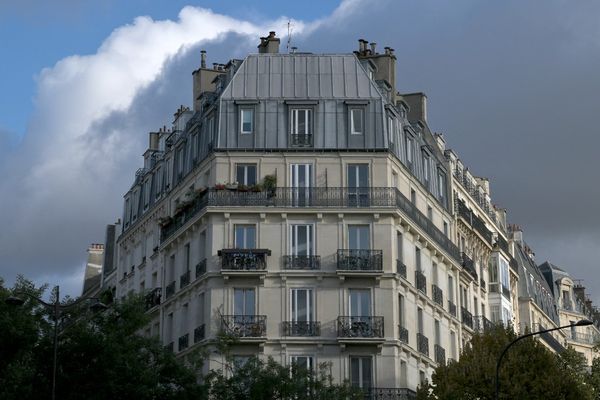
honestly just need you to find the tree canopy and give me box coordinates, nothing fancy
[417,325,598,400]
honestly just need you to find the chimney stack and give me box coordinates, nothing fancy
[149,132,159,150]
[355,38,397,100]
[258,31,280,54]
[200,50,206,69]
[370,42,377,54]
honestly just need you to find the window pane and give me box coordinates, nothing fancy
[361,358,372,388]
[298,110,306,134]
[351,109,363,134]
[241,109,253,133]
[234,289,244,315]
[245,289,255,315]
[351,358,360,387]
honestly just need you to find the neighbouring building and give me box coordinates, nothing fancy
[98,31,599,398]
[81,243,105,298]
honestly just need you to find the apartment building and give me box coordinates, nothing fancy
[104,32,599,397]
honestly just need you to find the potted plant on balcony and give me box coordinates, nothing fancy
[263,174,277,198]
[251,183,262,192]
[215,183,226,191]
[225,182,238,190]
[238,184,249,192]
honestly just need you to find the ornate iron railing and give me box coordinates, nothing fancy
[180,270,191,289]
[398,326,409,343]
[194,324,205,343]
[566,331,600,344]
[160,187,462,265]
[337,316,384,338]
[448,300,457,317]
[415,270,427,294]
[434,344,446,365]
[282,321,321,336]
[218,248,271,271]
[473,315,494,332]
[144,287,161,310]
[221,315,267,337]
[417,333,429,356]
[282,255,321,270]
[460,252,478,279]
[480,278,486,290]
[432,284,443,306]
[165,281,176,300]
[461,307,473,329]
[396,260,407,279]
[363,388,417,400]
[455,197,493,244]
[195,259,207,279]
[290,134,313,147]
[337,249,383,271]
[178,333,189,351]
[497,234,510,255]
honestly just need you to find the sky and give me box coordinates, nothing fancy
[0,0,599,303]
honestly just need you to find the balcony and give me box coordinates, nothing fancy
[282,321,321,336]
[432,284,443,306]
[178,333,189,351]
[460,252,478,280]
[165,281,176,300]
[455,197,493,245]
[448,300,457,317]
[290,134,313,147]
[398,326,409,344]
[165,341,174,352]
[480,278,486,290]
[415,270,427,295]
[434,344,446,365]
[222,315,267,338]
[417,333,429,356]
[282,255,320,270]
[337,249,383,272]
[195,259,207,279]
[496,234,510,255]
[194,324,205,343]
[461,307,473,329]
[396,260,407,279]
[363,388,417,400]
[144,287,161,310]
[337,316,384,338]
[218,249,271,271]
[180,270,191,289]
[473,315,493,332]
[159,187,462,265]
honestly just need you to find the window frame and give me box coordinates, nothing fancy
[350,108,365,135]
[234,224,257,249]
[290,108,313,136]
[240,108,254,134]
[236,164,257,186]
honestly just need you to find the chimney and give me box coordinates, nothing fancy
[511,225,523,245]
[200,50,206,69]
[402,93,428,123]
[370,42,377,54]
[355,38,397,98]
[258,31,280,54]
[149,132,159,150]
[574,284,586,303]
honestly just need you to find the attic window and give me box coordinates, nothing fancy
[350,108,364,135]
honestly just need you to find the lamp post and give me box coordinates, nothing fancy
[495,319,593,400]
[5,285,108,400]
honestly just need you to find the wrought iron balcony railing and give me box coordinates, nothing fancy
[396,260,407,279]
[165,281,176,300]
[144,287,161,310]
[480,278,486,290]
[282,255,321,270]
[473,315,494,332]
[432,284,443,306]
[337,316,384,338]
[178,333,189,351]
[160,187,462,265]
[460,252,478,280]
[218,248,271,271]
[194,324,205,343]
[363,388,417,400]
[290,134,313,147]
[282,321,321,336]
[566,331,600,345]
[455,197,493,244]
[496,234,510,255]
[180,270,191,289]
[461,307,473,329]
[195,259,207,279]
[415,270,427,294]
[398,326,409,343]
[222,315,267,337]
[165,341,174,352]
[434,344,446,365]
[337,249,383,272]
[448,300,457,317]
[417,332,429,356]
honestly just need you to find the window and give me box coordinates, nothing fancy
[155,167,162,199]
[443,221,448,236]
[448,275,455,303]
[290,109,312,135]
[290,224,314,256]
[177,147,184,178]
[397,231,403,262]
[233,355,252,370]
[427,206,433,220]
[290,164,313,206]
[347,164,369,206]
[350,356,372,389]
[291,288,313,323]
[437,170,447,204]
[392,172,398,188]
[450,331,457,359]
[417,307,424,334]
[405,134,413,165]
[166,313,174,344]
[235,225,256,249]
[350,108,364,134]
[143,179,150,209]
[422,153,430,183]
[348,225,370,250]
[240,109,254,134]
[410,189,416,204]
[388,116,394,143]
[400,361,407,387]
[349,289,371,317]
[415,246,422,271]
[184,243,190,272]
[181,303,189,337]
[435,319,441,345]
[197,292,205,327]
[236,164,257,186]
[399,294,405,328]
[234,288,255,316]
[291,356,314,372]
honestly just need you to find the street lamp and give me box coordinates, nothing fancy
[5,285,108,400]
[495,319,593,400]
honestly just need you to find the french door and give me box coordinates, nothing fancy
[290,164,313,206]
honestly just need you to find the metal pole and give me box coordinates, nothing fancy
[51,285,59,400]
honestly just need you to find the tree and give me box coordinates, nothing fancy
[416,325,594,400]
[0,277,206,400]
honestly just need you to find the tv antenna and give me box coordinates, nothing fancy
[287,19,293,53]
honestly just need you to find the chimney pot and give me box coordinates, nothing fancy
[370,42,377,54]
[200,50,206,68]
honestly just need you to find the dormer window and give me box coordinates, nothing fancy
[350,108,364,135]
[290,109,312,135]
[240,108,254,134]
